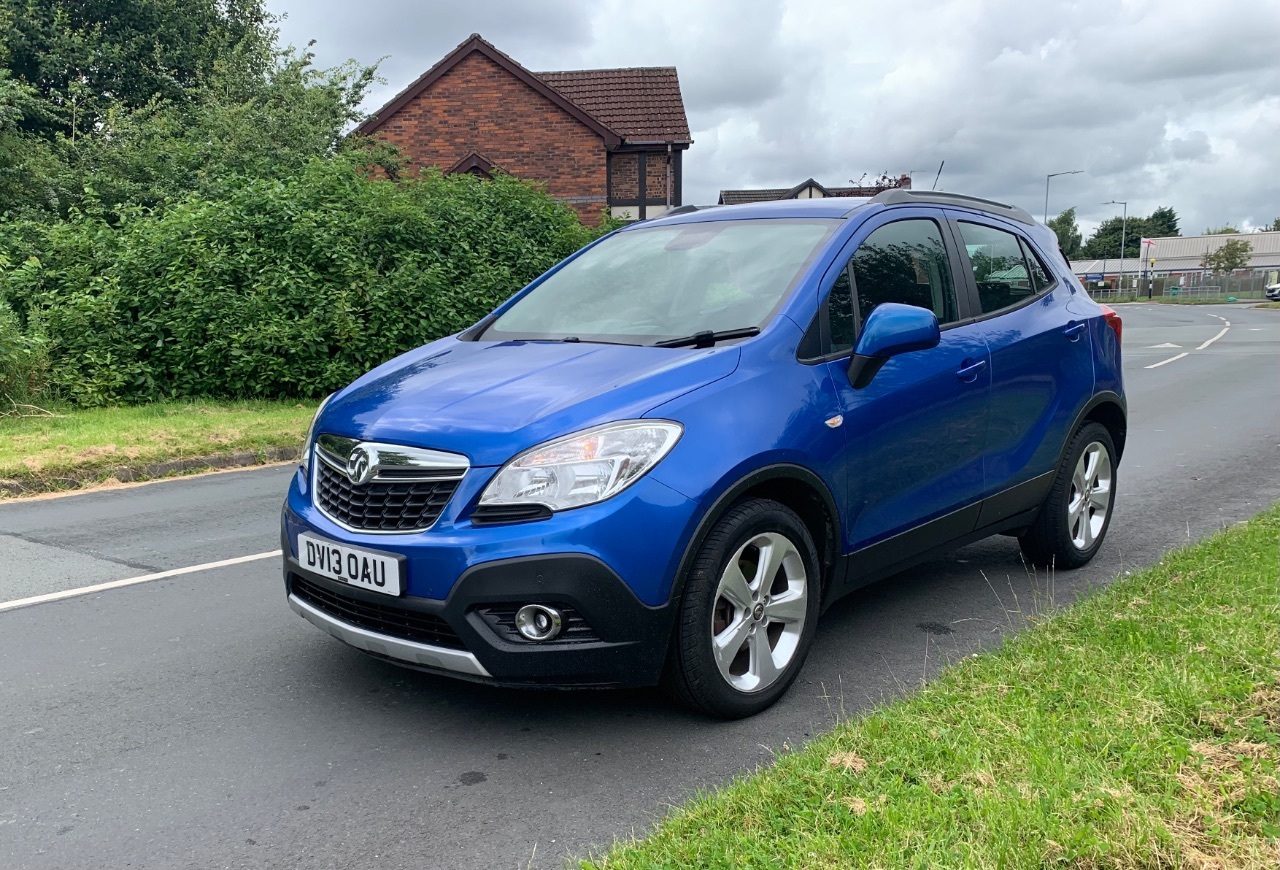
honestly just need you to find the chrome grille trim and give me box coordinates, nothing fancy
[311,435,469,534]
[315,434,469,481]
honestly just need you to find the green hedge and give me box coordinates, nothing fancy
[0,158,605,405]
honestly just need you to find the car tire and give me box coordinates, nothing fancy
[1019,422,1117,569]
[662,498,821,719]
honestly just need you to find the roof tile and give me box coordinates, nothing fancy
[536,67,691,143]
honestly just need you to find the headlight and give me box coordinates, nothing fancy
[299,393,335,472]
[479,421,682,512]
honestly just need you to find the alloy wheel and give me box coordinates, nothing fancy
[1068,441,1112,550]
[710,532,808,693]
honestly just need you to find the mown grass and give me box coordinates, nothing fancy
[1253,302,1280,310]
[0,399,316,495]
[588,508,1280,869]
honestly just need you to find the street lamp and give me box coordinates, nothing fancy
[1044,170,1084,222]
[1104,200,1128,291]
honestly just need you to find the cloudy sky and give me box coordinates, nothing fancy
[267,0,1279,236]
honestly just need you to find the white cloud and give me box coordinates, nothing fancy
[269,0,1280,234]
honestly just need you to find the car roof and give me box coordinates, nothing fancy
[626,191,1060,253]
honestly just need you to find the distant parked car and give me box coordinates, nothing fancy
[1265,282,1280,301]
[281,190,1127,718]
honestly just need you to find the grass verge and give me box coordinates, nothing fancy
[588,509,1280,869]
[0,399,316,496]
[1253,302,1280,310]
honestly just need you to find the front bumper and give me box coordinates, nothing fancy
[289,591,492,677]
[283,551,677,688]
[281,455,699,687]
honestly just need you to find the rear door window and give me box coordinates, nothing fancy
[1020,238,1055,292]
[956,222,1040,314]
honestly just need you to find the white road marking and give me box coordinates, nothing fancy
[1145,352,1189,369]
[1147,342,1181,349]
[1139,312,1231,369]
[0,550,282,614]
[1196,327,1230,350]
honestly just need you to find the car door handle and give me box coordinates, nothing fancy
[955,359,987,382]
[1063,322,1086,341]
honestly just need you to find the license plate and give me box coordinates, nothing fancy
[297,533,403,596]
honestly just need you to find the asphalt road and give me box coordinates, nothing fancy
[2,303,1278,869]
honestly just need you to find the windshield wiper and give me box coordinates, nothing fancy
[653,327,760,349]
[518,336,641,346]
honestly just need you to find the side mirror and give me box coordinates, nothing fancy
[847,303,941,389]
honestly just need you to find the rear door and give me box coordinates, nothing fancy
[945,212,1097,523]
[812,209,991,553]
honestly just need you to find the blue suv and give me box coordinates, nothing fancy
[281,189,1126,718]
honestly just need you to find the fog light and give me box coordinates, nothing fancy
[514,604,562,642]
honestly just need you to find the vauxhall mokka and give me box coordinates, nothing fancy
[281,189,1126,718]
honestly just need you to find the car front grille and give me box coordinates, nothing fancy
[291,574,465,650]
[314,457,462,532]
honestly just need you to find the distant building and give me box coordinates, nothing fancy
[354,34,692,224]
[718,176,911,205]
[1071,230,1280,280]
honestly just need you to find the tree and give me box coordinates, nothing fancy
[1,0,275,141]
[1201,239,1251,273]
[66,47,381,213]
[1261,218,1280,232]
[1,0,381,221]
[1204,224,1240,235]
[1146,206,1180,238]
[1047,207,1083,258]
[1081,216,1136,259]
[1080,206,1183,259]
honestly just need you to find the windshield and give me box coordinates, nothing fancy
[479,219,837,345]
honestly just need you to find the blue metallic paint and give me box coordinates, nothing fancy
[285,469,696,607]
[283,196,1125,682]
[316,338,741,468]
[827,317,991,550]
[854,303,942,359]
[941,209,1103,498]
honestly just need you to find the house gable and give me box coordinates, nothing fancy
[359,48,611,215]
[355,34,621,147]
[353,34,692,223]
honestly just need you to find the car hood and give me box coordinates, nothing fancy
[319,338,741,466]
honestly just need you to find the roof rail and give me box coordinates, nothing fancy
[867,189,1036,226]
[661,204,713,217]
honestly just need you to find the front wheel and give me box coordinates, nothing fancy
[663,498,821,719]
[1019,421,1117,569]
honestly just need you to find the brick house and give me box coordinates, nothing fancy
[354,34,692,224]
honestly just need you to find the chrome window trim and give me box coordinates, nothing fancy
[312,435,469,535]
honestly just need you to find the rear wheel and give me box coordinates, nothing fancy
[1019,421,1116,569]
[663,498,821,719]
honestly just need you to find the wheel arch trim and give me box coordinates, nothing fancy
[1066,391,1127,464]
[667,463,842,609]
